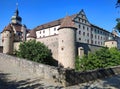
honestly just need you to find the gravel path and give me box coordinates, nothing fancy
[0,58,120,89]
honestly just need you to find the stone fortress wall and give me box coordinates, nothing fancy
[36,35,58,60]
[1,53,120,87]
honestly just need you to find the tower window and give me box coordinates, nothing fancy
[79,38,81,40]
[61,47,64,51]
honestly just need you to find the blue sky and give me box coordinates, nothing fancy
[0,0,119,32]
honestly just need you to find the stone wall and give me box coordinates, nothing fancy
[13,42,21,51]
[63,66,120,86]
[76,42,103,55]
[0,53,61,81]
[36,35,58,60]
[0,53,120,87]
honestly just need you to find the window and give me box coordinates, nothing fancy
[54,28,56,31]
[79,38,81,40]
[91,40,93,44]
[61,47,64,50]
[43,30,45,33]
[79,25,81,28]
[95,29,96,32]
[98,36,99,39]
[98,30,99,34]
[95,35,96,39]
[98,41,100,45]
[82,19,84,23]
[79,18,80,22]
[91,28,93,31]
[87,33,89,37]
[83,26,85,29]
[79,31,81,34]
[95,41,97,44]
[83,32,85,36]
[91,34,93,38]
[87,27,89,31]
[87,39,89,43]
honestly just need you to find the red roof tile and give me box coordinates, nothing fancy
[3,24,13,32]
[12,23,22,32]
[59,15,77,29]
[27,29,36,38]
[34,14,77,31]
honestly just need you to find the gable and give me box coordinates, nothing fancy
[73,9,90,26]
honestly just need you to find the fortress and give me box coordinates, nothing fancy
[1,7,120,69]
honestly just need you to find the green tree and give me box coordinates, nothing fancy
[116,0,120,32]
[16,40,55,65]
[75,47,120,71]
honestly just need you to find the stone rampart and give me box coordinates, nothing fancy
[0,53,61,81]
[0,53,120,87]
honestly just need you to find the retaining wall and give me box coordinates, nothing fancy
[0,53,120,87]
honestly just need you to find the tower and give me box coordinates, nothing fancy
[58,16,77,69]
[21,24,27,41]
[2,24,14,54]
[104,36,118,48]
[11,3,22,24]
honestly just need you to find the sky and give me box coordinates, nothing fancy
[0,0,119,32]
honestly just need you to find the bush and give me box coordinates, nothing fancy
[16,40,55,65]
[75,47,120,71]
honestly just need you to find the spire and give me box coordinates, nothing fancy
[11,2,22,24]
[15,3,19,16]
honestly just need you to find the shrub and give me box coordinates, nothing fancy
[16,40,55,65]
[75,47,120,71]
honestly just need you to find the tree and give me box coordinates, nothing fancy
[75,47,120,71]
[116,0,120,8]
[115,0,120,32]
[116,19,120,32]
[16,40,55,65]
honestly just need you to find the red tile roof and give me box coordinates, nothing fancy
[12,23,22,32]
[59,15,77,29]
[2,23,22,32]
[3,24,13,32]
[27,29,36,38]
[34,14,77,31]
